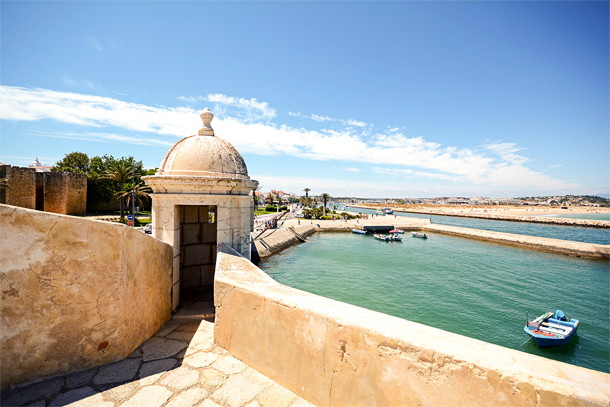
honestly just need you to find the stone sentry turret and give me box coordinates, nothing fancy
[144,108,258,309]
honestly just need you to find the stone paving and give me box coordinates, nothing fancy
[1,300,314,407]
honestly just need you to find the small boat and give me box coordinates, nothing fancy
[374,233,402,242]
[374,233,390,241]
[389,229,404,234]
[376,207,394,215]
[352,229,367,235]
[524,310,579,348]
[411,232,428,239]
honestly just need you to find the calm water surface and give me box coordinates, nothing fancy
[260,232,610,373]
[347,206,610,245]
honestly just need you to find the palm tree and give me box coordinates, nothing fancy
[303,188,310,198]
[104,161,134,219]
[115,181,152,214]
[321,193,331,216]
[253,185,262,210]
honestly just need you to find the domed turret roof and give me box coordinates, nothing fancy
[157,108,249,179]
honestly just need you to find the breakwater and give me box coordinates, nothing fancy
[353,205,610,228]
[422,224,609,259]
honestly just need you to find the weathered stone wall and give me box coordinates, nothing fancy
[214,244,610,407]
[0,165,36,209]
[252,225,316,258]
[43,171,87,216]
[0,166,87,215]
[0,205,173,390]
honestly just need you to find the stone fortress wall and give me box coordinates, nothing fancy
[0,165,37,210]
[0,165,87,215]
[0,205,173,390]
[214,244,610,407]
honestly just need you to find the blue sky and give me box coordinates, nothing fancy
[1,1,608,198]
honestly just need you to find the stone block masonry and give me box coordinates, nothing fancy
[0,165,87,215]
[0,165,36,210]
[42,171,87,215]
[0,205,173,390]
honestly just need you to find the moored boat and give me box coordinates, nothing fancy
[374,233,402,242]
[389,229,404,234]
[524,310,579,348]
[352,229,367,235]
[411,232,428,239]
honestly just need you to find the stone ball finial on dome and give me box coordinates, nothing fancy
[198,108,215,136]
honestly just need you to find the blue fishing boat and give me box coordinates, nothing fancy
[524,310,579,348]
[352,229,367,235]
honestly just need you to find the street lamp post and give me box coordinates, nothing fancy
[131,167,135,226]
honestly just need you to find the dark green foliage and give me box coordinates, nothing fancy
[53,152,149,214]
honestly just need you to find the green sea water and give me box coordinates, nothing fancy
[259,232,610,373]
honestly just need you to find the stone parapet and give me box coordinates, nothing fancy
[422,224,610,259]
[214,244,610,407]
[0,205,173,390]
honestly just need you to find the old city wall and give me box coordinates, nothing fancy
[0,165,87,215]
[214,244,610,407]
[0,165,36,210]
[0,205,173,390]
[43,171,87,216]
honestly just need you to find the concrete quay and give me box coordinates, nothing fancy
[0,300,313,407]
[253,216,431,259]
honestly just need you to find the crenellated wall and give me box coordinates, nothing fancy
[0,165,37,210]
[0,205,173,390]
[42,171,87,216]
[214,244,610,407]
[0,166,87,215]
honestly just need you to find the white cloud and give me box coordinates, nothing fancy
[0,85,579,194]
[0,85,199,135]
[206,93,276,121]
[311,114,335,122]
[345,119,366,127]
[345,167,361,172]
[31,131,174,147]
[83,36,102,51]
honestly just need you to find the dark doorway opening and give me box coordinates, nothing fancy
[179,205,217,304]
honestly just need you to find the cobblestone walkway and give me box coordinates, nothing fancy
[1,301,314,407]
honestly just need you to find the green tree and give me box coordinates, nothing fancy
[303,188,310,198]
[53,152,90,173]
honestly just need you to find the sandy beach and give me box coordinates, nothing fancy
[358,203,610,218]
